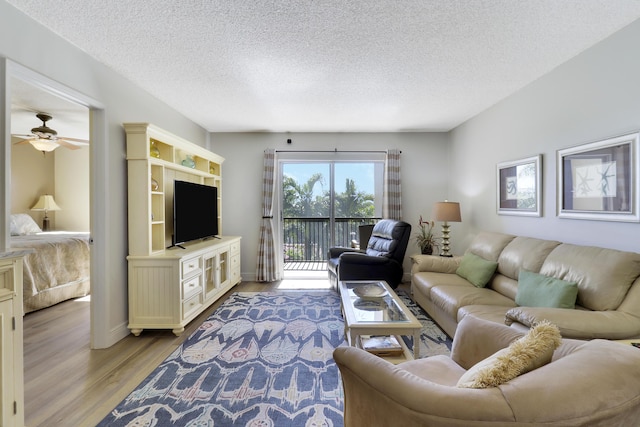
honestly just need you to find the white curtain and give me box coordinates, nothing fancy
[256,148,280,282]
[384,148,402,220]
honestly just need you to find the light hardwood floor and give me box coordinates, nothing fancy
[23,281,282,427]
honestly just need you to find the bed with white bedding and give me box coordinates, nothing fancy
[10,214,90,313]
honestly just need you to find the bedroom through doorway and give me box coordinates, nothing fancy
[10,75,92,367]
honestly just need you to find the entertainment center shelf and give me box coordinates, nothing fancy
[124,123,241,336]
[125,123,224,256]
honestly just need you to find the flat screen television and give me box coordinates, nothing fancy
[173,180,219,246]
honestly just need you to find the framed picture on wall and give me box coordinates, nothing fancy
[557,131,639,222]
[497,155,542,216]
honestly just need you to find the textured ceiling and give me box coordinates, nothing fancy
[6,1,640,133]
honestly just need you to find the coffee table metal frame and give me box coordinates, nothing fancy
[339,280,422,362]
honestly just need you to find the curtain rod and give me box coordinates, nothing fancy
[272,149,400,153]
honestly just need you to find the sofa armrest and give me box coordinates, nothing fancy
[328,247,364,258]
[505,307,640,340]
[410,254,461,274]
[449,316,524,369]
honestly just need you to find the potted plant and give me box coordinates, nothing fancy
[415,215,439,255]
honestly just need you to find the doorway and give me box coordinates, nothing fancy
[5,59,109,349]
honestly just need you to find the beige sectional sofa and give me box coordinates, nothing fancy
[334,315,640,426]
[411,231,640,340]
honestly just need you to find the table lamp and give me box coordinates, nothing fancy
[31,194,61,231]
[432,201,461,257]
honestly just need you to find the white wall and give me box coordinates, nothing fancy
[1,1,209,347]
[55,145,90,231]
[449,19,640,254]
[211,132,449,281]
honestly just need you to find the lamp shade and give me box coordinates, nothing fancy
[433,201,461,222]
[31,195,61,211]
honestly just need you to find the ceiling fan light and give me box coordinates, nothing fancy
[29,138,59,152]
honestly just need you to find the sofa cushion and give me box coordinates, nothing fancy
[412,271,471,295]
[430,285,516,318]
[497,236,561,280]
[457,304,516,327]
[515,270,578,309]
[467,231,515,262]
[401,355,466,386]
[455,252,498,287]
[457,321,562,388]
[489,275,519,300]
[540,244,640,311]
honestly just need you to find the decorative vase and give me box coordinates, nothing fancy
[150,175,159,191]
[421,244,433,255]
[182,155,196,168]
[150,141,161,158]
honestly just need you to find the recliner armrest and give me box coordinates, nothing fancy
[338,252,393,265]
[328,247,364,258]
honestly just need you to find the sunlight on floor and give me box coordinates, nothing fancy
[279,270,332,290]
[75,295,91,302]
[278,279,333,290]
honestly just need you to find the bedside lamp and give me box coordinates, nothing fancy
[432,201,461,257]
[31,194,61,231]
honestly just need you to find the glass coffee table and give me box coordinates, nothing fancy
[339,280,422,363]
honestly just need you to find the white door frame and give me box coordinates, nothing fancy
[2,59,109,348]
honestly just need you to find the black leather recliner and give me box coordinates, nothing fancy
[327,219,411,289]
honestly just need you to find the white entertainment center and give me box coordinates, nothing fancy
[124,123,241,336]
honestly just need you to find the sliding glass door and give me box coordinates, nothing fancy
[279,156,384,272]
[331,162,382,247]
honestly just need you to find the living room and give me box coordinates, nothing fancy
[2,2,640,425]
[2,3,640,350]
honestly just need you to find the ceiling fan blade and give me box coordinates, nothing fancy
[11,133,35,140]
[13,139,32,146]
[56,138,88,149]
[57,136,89,143]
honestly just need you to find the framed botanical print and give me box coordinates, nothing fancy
[557,131,639,222]
[497,155,542,216]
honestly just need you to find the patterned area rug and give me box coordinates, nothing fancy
[98,290,452,427]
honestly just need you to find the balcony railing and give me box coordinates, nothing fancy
[283,217,380,268]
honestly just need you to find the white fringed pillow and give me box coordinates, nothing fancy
[456,320,562,389]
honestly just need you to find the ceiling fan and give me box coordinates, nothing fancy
[12,112,89,154]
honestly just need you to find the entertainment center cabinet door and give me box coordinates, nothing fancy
[230,239,241,285]
[128,259,182,336]
[203,244,231,301]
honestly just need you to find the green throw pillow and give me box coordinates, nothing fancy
[455,252,499,288]
[516,270,578,309]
